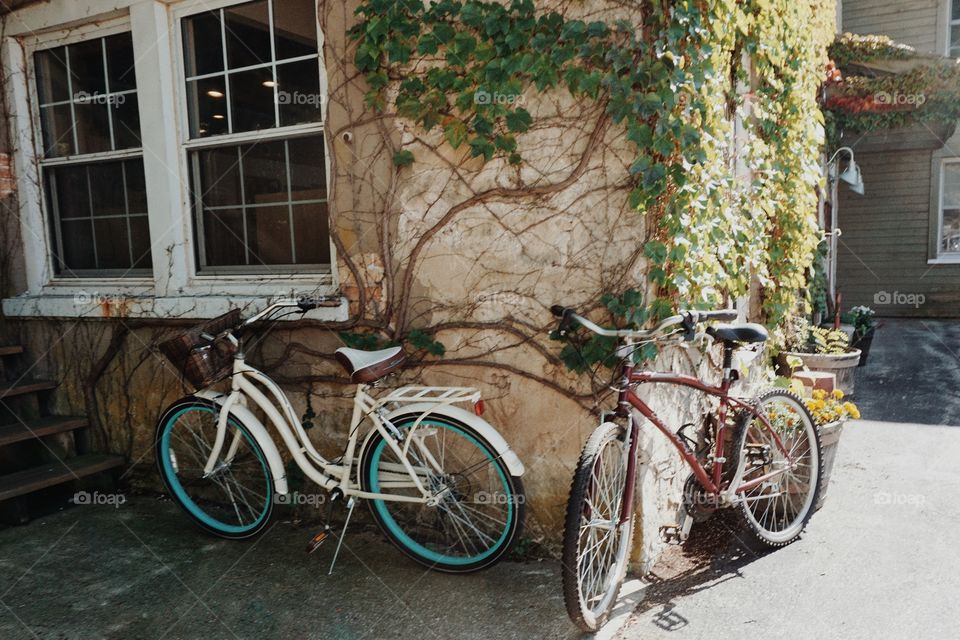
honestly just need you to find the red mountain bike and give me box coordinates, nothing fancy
[551,306,822,632]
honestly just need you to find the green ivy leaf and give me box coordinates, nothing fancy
[505,108,532,133]
[444,120,469,149]
[469,137,495,160]
[407,329,445,356]
[393,150,415,167]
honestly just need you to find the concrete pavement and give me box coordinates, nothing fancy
[1,319,957,639]
[617,419,960,640]
[618,317,960,639]
[0,497,577,640]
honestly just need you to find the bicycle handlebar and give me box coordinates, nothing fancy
[551,305,737,341]
[240,295,338,329]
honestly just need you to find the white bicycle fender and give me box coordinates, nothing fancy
[195,390,289,495]
[384,402,525,477]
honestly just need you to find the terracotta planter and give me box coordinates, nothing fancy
[779,349,861,396]
[815,419,845,511]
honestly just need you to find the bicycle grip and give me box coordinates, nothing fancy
[550,305,569,318]
[297,297,319,311]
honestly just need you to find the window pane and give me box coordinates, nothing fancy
[292,202,329,264]
[942,209,960,254]
[943,163,960,207]
[274,0,318,60]
[94,217,132,269]
[130,215,153,269]
[230,66,275,132]
[126,160,148,213]
[88,161,126,216]
[40,105,75,157]
[105,33,137,92]
[225,0,272,69]
[60,219,96,270]
[242,139,287,204]
[247,205,292,264]
[287,135,326,199]
[197,147,242,207]
[69,39,106,97]
[74,102,112,154]
[45,158,151,275]
[45,165,89,219]
[112,94,141,149]
[186,77,229,138]
[202,208,247,266]
[952,24,960,52]
[192,136,329,271]
[277,59,322,127]
[183,10,224,77]
[953,0,960,21]
[35,47,70,104]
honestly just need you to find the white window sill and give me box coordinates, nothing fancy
[1,293,349,321]
[926,255,960,265]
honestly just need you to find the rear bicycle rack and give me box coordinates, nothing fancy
[376,386,482,411]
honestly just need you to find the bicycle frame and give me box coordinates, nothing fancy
[198,355,479,505]
[612,355,794,525]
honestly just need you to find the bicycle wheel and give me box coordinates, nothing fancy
[561,421,634,632]
[360,413,524,573]
[155,398,274,539]
[732,389,822,548]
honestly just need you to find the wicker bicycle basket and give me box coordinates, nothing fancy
[159,309,242,390]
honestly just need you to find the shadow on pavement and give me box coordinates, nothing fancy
[633,514,769,633]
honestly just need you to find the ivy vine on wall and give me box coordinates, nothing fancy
[349,0,834,353]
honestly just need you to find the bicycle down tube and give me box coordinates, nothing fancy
[614,363,795,524]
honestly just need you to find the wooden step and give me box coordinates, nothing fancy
[0,346,23,357]
[0,416,88,447]
[0,454,125,502]
[0,379,57,400]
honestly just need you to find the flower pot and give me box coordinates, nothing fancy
[815,419,845,511]
[778,349,861,396]
[851,327,875,367]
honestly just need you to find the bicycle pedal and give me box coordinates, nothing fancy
[306,529,329,554]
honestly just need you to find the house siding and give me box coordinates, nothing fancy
[837,133,960,317]
[841,0,944,54]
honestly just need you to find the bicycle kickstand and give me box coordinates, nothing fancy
[328,497,356,576]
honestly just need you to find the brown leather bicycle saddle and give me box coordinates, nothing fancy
[335,346,407,382]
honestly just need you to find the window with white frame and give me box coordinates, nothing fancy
[951,0,960,57]
[181,0,330,273]
[34,33,152,276]
[940,161,960,255]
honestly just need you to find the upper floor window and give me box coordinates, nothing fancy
[951,0,960,57]
[34,33,152,276]
[939,160,960,256]
[181,0,330,274]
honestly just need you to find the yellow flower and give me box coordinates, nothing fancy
[832,389,844,400]
[843,402,861,420]
[812,389,827,400]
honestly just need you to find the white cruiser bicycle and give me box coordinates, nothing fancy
[155,298,525,573]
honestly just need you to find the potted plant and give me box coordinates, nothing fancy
[846,305,877,367]
[779,317,861,395]
[803,388,860,510]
